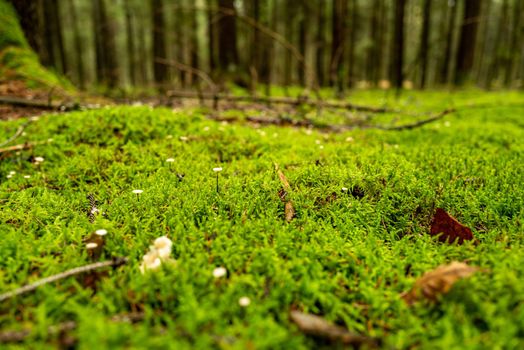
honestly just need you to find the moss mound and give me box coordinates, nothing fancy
[0,0,73,91]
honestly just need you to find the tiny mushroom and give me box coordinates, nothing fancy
[213,167,223,193]
[213,266,227,279]
[86,242,98,249]
[95,229,108,236]
[238,296,251,307]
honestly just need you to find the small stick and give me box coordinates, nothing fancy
[0,257,128,302]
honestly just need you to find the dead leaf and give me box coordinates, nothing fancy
[285,202,295,222]
[402,261,479,305]
[430,208,474,244]
[275,163,294,222]
[290,310,377,348]
[275,164,291,191]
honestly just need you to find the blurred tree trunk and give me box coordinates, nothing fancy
[419,0,431,89]
[348,0,358,89]
[68,0,85,88]
[367,0,383,85]
[283,0,293,87]
[454,0,481,86]
[438,1,457,85]
[7,0,44,57]
[390,0,406,94]
[124,0,137,86]
[190,4,200,86]
[250,0,261,92]
[487,0,508,88]
[207,0,217,76]
[504,0,521,87]
[330,0,347,91]
[316,0,326,87]
[476,0,491,87]
[152,0,167,89]
[298,1,307,86]
[92,0,118,87]
[217,0,239,76]
[42,0,66,73]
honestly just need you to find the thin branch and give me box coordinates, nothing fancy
[153,57,218,92]
[0,257,128,302]
[374,108,455,130]
[0,96,77,111]
[167,91,393,113]
[0,121,30,148]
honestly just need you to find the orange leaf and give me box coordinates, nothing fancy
[402,261,479,305]
[430,208,474,244]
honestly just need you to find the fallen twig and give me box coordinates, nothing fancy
[0,140,50,156]
[167,91,393,113]
[0,121,31,148]
[0,96,78,111]
[0,257,128,302]
[374,108,455,131]
[0,312,143,343]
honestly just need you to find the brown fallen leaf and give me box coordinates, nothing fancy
[275,163,295,222]
[290,310,377,348]
[429,208,474,244]
[401,261,479,305]
[285,202,295,222]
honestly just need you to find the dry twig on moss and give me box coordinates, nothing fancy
[0,257,128,302]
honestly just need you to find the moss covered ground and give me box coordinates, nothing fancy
[0,0,72,91]
[0,90,523,349]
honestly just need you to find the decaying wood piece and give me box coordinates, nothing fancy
[0,96,77,111]
[290,310,377,347]
[401,261,480,305]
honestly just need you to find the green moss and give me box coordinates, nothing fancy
[0,91,523,348]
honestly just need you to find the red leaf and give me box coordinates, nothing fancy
[430,208,474,244]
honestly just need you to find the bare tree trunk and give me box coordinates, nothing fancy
[390,0,406,94]
[124,0,137,86]
[7,0,44,55]
[367,0,382,85]
[504,0,521,87]
[330,0,348,91]
[152,0,168,89]
[68,0,85,88]
[439,1,457,85]
[92,0,118,87]
[207,0,217,76]
[316,0,326,87]
[217,0,239,77]
[475,0,491,87]
[454,0,482,86]
[298,2,307,86]
[348,0,358,89]
[419,0,431,89]
[283,0,293,88]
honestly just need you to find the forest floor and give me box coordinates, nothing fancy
[0,90,523,349]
